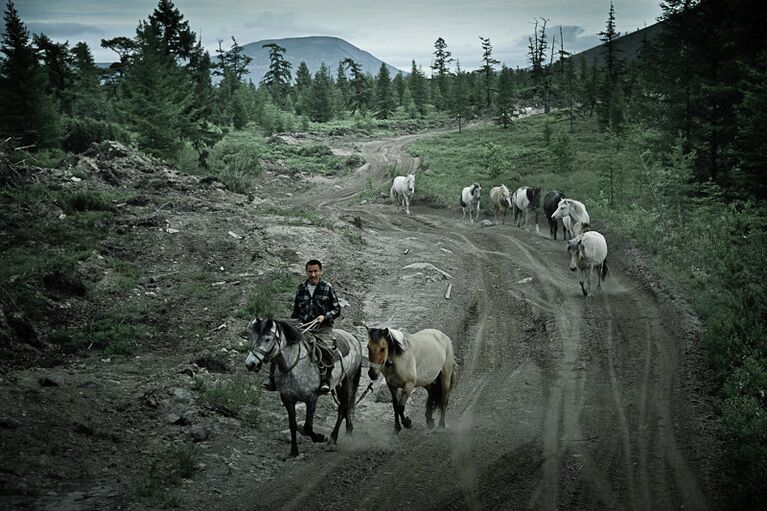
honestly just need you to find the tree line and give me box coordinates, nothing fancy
[1,0,764,201]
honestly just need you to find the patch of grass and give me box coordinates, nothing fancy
[340,226,365,245]
[0,183,54,204]
[140,443,200,507]
[197,372,261,420]
[353,176,388,203]
[167,271,212,299]
[237,270,298,319]
[258,206,334,229]
[50,317,149,354]
[58,190,119,213]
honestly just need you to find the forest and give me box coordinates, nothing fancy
[1,0,765,506]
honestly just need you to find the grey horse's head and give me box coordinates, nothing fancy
[244,318,279,372]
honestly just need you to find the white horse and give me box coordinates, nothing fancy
[511,186,541,230]
[553,198,590,239]
[390,173,415,215]
[367,327,456,432]
[460,182,481,222]
[566,231,608,297]
[489,185,513,224]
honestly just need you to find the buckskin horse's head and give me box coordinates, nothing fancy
[366,327,392,381]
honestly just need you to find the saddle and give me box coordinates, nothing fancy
[305,331,350,365]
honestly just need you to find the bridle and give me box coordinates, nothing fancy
[249,321,317,372]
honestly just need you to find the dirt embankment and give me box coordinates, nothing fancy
[0,133,723,511]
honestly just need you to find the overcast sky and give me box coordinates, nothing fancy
[9,0,663,71]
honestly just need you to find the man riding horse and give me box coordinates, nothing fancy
[262,259,341,394]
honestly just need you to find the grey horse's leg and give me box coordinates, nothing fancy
[304,396,326,443]
[330,377,349,444]
[281,396,300,457]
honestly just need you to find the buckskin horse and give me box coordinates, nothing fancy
[367,327,456,432]
[245,318,363,457]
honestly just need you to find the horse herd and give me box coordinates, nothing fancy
[241,175,609,458]
[394,173,609,299]
[245,318,455,457]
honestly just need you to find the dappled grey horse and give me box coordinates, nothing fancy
[245,318,363,457]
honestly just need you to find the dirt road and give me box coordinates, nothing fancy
[244,133,722,510]
[0,130,722,511]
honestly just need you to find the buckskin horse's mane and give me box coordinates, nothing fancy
[386,328,410,355]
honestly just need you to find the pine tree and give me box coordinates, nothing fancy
[431,37,453,110]
[527,18,549,103]
[307,63,334,122]
[479,37,499,109]
[495,66,516,128]
[450,60,471,130]
[260,43,292,106]
[0,0,60,146]
[374,63,394,119]
[147,0,196,59]
[69,42,107,120]
[116,21,194,158]
[33,34,73,113]
[335,61,349,110]
[343,58,368,114]
[294,62,312,93]
[392,72,406,107]
[596,2,624,131]
[409,60,429,116]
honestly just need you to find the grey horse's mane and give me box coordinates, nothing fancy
[275,319,306,345]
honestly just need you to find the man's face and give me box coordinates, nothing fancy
[306,264,322,285]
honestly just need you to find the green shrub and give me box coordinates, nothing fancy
[62,117,132,153]
[59,190,116,213]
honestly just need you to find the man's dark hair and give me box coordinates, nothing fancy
[305,259,322,270]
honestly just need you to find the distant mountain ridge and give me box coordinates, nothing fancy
[571,21,665,67]
[241,36,404,85]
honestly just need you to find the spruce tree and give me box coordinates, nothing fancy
[495,66,516,128]
[307,63,333,122]
[116,21,194,158]
[0,1,60,146]
[148,0,196,59]
[479,37,499,109]
[69,42,107,120]
[431,37,453,110]
[343,58,368,114]
[374,63,393,119]
[260,43,292,106]
[409,60,429,116]
[596,2,624,131]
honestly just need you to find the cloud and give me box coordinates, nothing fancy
[26,22,105,38]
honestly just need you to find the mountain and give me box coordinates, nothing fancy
[571,21,665,67]
[240,36,405,85]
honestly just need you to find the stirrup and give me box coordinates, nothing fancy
[319,379,331,394]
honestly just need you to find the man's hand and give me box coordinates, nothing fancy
[316,315,325,324]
